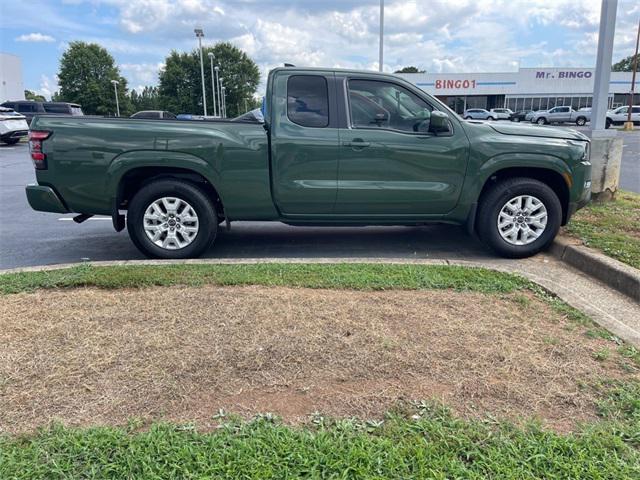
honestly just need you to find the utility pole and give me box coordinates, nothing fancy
[221,86,226,118]
[624,19,640,131]
[215,67,221,117]
[194,28,207,116]
[378,0,384,72]
[591,0,617,132]
[110,80,120,117]
[590,0,623,201]
[208,52,217,117]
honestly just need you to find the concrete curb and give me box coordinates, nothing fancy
[550,236,640,302]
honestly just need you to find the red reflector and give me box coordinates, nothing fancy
[28,130,51,170]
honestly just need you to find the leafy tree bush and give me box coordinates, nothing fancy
[159,42,259,118]
[57,41,131,115]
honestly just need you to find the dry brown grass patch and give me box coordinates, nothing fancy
[1,285,635,434]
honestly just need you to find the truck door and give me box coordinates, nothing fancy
[335,77,469,216]
[270,72,339,215]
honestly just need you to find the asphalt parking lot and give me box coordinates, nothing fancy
[0,126,638,270]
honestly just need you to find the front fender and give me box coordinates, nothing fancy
[458,152,572,208]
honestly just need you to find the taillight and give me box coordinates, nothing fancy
[28,130,51,170]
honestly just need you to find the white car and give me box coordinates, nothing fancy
[0,107,29,145]
[463,108,493,120]
[489,108,513,120]
[606,105,640,128]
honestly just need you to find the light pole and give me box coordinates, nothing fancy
[194,28,207,116]
[208,52,218,117]
[378,0,384,72]
[214,66,221,117]
[110,80,120,117]
[221,86,227,118]
[219,77,224,117]
[624,19,639,131]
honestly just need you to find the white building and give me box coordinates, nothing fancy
[0,53,25,103]
[398,67,639,114]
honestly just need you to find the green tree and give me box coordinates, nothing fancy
[57,41,130,115]
[24,90,46,101]
[159,42,259,118]
[394,66,426,74]
[130,86,161,112]
[612,54,640,72]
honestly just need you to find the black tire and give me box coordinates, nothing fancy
[487,116,495,121]
[536,117,547,125]
[476,177,562,258]
[126,179,217,259]
[575,117,586,126]
[605,118,612,129]
[512,117,520,122]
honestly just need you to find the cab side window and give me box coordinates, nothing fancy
[347,79,434,133]
[287,75,329,128]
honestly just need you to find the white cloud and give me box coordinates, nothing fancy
[35,74,59,100]
[119,62,165,85]
[15,32,56,42]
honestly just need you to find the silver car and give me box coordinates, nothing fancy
[489,108,513,120]
[463,108,494,120]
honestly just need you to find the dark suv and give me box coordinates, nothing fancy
[0,101,83,125]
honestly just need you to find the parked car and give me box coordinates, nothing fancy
[605,105,640,128]
[0,101,83,125]
[25,66,591,260]
[489,108,513,120]
[131,110,177,120]
[0,107,29,145]
[530,106,590,126]
[509,110,532,122]
[463,108,494,120]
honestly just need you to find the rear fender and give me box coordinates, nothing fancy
[106,149,224,213]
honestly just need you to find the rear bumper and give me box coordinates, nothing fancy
[25,184,69,213]
[0,130,28,141]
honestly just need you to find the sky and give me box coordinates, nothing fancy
[1,0,639,99]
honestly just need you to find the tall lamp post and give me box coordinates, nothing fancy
[110,80,120,117]
[624,19,640,131]
[208,52,218,117]
[214,66,221,117]
[221,86,227,118]
[219,77,225,117]
[194,28,207,116]
[378,0,384,72]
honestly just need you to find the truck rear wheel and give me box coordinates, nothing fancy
[126,179,217,259]
[476,177,561,258]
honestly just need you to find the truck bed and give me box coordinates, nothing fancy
[29,115,275,219]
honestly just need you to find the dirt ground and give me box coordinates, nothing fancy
[1,285,636,434]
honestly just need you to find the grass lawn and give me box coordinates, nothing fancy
[1,263,639,478]
[565,190,640,270]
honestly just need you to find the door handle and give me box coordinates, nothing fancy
[343,139,370,148]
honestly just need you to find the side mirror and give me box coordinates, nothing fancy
[429,111,450,133]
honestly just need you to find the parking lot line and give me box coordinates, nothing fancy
[57,217,111,221]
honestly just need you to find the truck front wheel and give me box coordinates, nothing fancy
[126,179,217,259]
[476,178,561,258]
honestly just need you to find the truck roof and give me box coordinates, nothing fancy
[269,66,404,80]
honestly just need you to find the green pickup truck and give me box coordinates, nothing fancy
[26,67,591,259]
